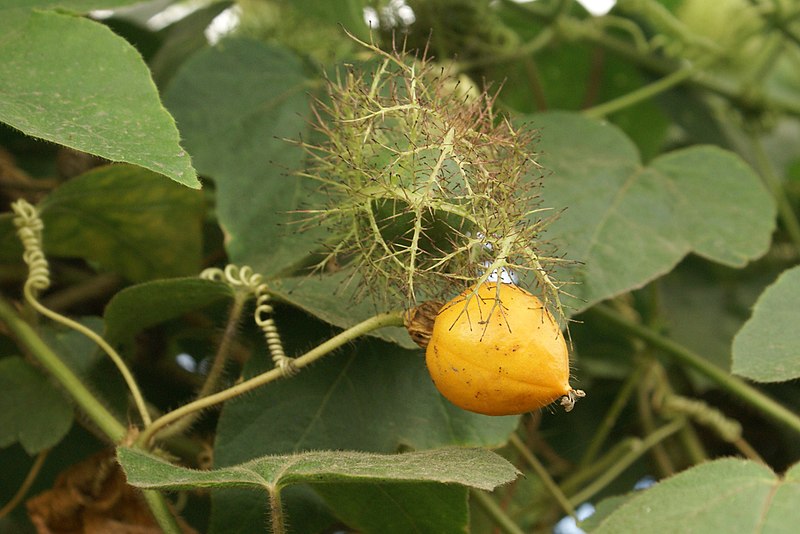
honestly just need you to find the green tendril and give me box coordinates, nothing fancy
[11,199,152,427]
[200,265,295,375]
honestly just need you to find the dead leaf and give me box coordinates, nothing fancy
[26,449,196,534]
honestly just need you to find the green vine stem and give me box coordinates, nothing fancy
[0,449,48,518]
[0,296,127,442]
[582,55,717,119]
[590,304,800,436]
[22,287,152,427]
[138,310,406,447]
[504,2,800,116]
[561,437,639,496]
[0,297,186,533]
[454,27,556,72]
[579,363,644,468]
[636,361,676,476]
[141,489,182,534]
[508,433,576,518]
[11,199,151,426]
[567,417,685,506]
[470,489,526,534]
[269,488,286,534]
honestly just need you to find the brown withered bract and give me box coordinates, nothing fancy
[404,299,445,348]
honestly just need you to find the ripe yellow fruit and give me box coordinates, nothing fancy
[425,283,582,415]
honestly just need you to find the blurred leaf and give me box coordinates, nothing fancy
[119,446,518,491]
[657,259,776,377]
[104,278,234,346]
[0,10,198,187]
[732,265,800,382]
[314,482,469,534]
[288,0,370,40]
[39,164,203,282]
[658,86,734,149]
[579,494,634,532]
[530,111,776,313]
[164,38,325,277]
[0,356,73,454]
[589,458,800,534]
[0,1,143,10]
[150,2,231,87]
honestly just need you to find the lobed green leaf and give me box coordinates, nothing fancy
[530,111,776,313]
[118,446,519,492]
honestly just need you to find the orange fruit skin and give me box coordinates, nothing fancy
[425,283,572,416]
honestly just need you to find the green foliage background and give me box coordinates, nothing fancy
[1,0,800,533]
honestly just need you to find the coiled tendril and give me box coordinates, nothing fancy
[11,199,50,296]
[200,265,295,376]
[10,198,151,427]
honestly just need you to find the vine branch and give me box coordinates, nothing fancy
[591,304,800,436]
[138,310,406,447]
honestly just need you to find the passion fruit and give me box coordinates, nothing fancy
[425,282,583,415]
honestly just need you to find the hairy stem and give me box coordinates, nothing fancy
[153,293,249,442]
[24,285,152,427]
[268,488,286,534]
[0,297,126,442]
[142,490,182,534]
[3,302,181,534]
[138,310,406,447]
